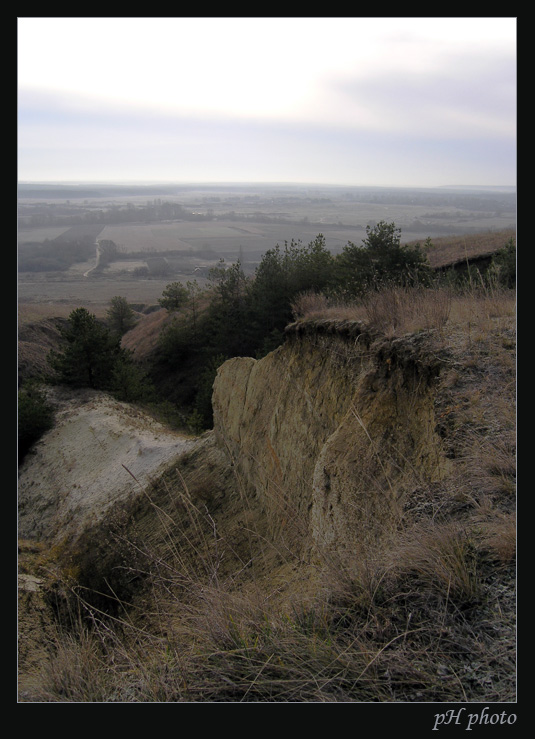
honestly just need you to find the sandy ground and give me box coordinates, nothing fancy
[18,387,197,543]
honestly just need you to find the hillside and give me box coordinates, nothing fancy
[17,277,516,702]
[415,229,516,270]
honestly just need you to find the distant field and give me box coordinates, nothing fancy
[17,226,516,329]
[98,221,357,259]
[100,223,196,253]
[17,183,516,326]
[17,275,176,325]
[19,215,516,259]
[18,226,71,244]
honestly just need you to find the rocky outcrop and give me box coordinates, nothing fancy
[212,319,446,565]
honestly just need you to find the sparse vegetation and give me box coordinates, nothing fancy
[491,236,516,288]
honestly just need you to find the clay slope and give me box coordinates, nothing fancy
[212,319,446,565]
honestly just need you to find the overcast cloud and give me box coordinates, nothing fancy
[17,17,516,187]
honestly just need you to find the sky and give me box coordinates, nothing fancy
[17,17,517,188]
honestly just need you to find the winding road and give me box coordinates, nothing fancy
[83,239,105,277]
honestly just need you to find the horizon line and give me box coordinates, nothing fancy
[18,180,516,190]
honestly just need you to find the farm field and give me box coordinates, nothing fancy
[17,182,516,324]
[19,211,517,256]
[18,226,75,244]
[18,276,175,322]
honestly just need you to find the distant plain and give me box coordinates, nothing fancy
[18,183,516,322]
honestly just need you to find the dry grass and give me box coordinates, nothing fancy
[292,282,515,340]
[360,285,453,336]
[28,421,515,703]
[31,515,515,702]
[20,280,516,703]
[388,520,481,602]
[120,308,171,359]
[414,229,516,269]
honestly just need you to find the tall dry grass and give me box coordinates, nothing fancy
[23,280,516,703]
[31,423,515,703]
[291,280,515,340]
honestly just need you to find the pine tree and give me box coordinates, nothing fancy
[158,282,189,312]
[48,308,122,390]
[106,296,137,336]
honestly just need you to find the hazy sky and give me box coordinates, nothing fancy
[17,17,517,187]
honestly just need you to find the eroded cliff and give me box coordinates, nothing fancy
[212,319,446,566]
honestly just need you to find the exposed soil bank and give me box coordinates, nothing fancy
[18,387,197,544]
